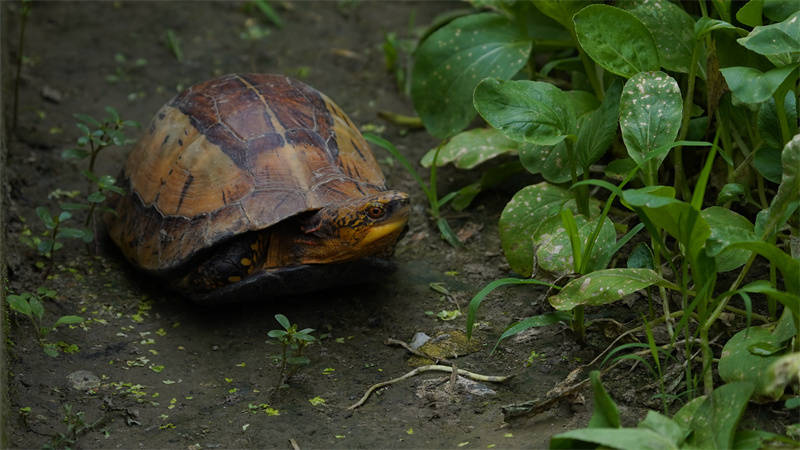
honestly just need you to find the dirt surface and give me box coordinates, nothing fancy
[1,2,789,449]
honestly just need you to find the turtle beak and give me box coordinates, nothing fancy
[360,192,410,246]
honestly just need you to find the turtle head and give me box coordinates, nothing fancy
[300,190,410,263]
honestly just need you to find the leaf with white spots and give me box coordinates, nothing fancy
[420,128,519,169]
[518,141,572,183]
[737,10,800,66]
[549,268,672,310]
[411,13,532,139]
[620,0,703,77]
[499,183,573,277]
[573,4,660,78]
[619,71,682,180]
[765,133,800,238]
[718,319,790,401]
[720,64,800,104]
[535,214,616,276]
[474,78,576,146]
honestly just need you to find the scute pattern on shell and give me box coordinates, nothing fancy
[107,74,386,271]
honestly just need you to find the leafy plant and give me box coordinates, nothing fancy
[61,107,138,234]
[7,288,84,357]
[399,0,800,438]
[267,314,316,386]
[549,371,798,449]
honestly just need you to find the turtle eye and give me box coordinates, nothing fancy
[367,204,385,219]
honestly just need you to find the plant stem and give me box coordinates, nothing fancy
[572,305,585,344]
[570,29,603,100]
[673,41,701,200]
[12,2,31,134]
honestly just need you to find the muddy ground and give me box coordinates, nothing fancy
[0,2,789,449]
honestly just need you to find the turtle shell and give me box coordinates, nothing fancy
[106,73,387,274]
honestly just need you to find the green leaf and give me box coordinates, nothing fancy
[411,13,532,138]
[619,72,683,179]
[623,187,710,264]
[28,297,44,321]
[575,80,622,169]
[54,315,84,327]
[532,0,592,32]
[638,411,690,447]
[466,277,558,340]
[499,183,573,277]
[492,311,571,352]
[61,148,90,160]
[57,227,94,243]
[7,294,32,317]
[36,206,55,229]
[588,371,620,428]
[620,0,699,76]
[549,268,675,310]
[685,382,755,449]
[716,183,746,204]
[763,124,800,237]
[725,241,800,294]
[420,128,519,169]
[274,314,291,330]
[694,17,744,38]
[737,10,800,66]
[573,4,660,78]
[720,64,799,104]
[474,78,575,146]
[74,113,100,127]
[550,428,678,450]
[267,330,287,338]
[701,207,756,272]
[518,142,571,183]
[627,242,654,270]
[254,0,283,28]
[718,325,786,400]
[535,214,616,275]
[57,211,71,223]
[43,344,60,358]
[758,90,797,151]
[105,106,120,123]
[736,0,763,27]
[87,191,106,203]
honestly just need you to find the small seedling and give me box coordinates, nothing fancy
[105,52,147,84]
[267,314,315,387]
[61,107,138,241]
[29,206,92,277]
[7,288,84,357]
[165,29,183,62]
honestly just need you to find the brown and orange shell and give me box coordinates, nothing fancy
[105,73,387,273]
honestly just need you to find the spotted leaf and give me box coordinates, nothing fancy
[411,13,532,139]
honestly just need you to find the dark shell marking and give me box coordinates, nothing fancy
[106,73,386,272]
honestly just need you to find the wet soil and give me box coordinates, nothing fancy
[1,2,790,449]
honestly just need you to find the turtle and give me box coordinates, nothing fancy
[105,73,410,302]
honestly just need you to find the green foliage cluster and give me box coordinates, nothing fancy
[267,314,316,386]
[7,288,83,357]
[9,106,137,358]
[392,0,800,443]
